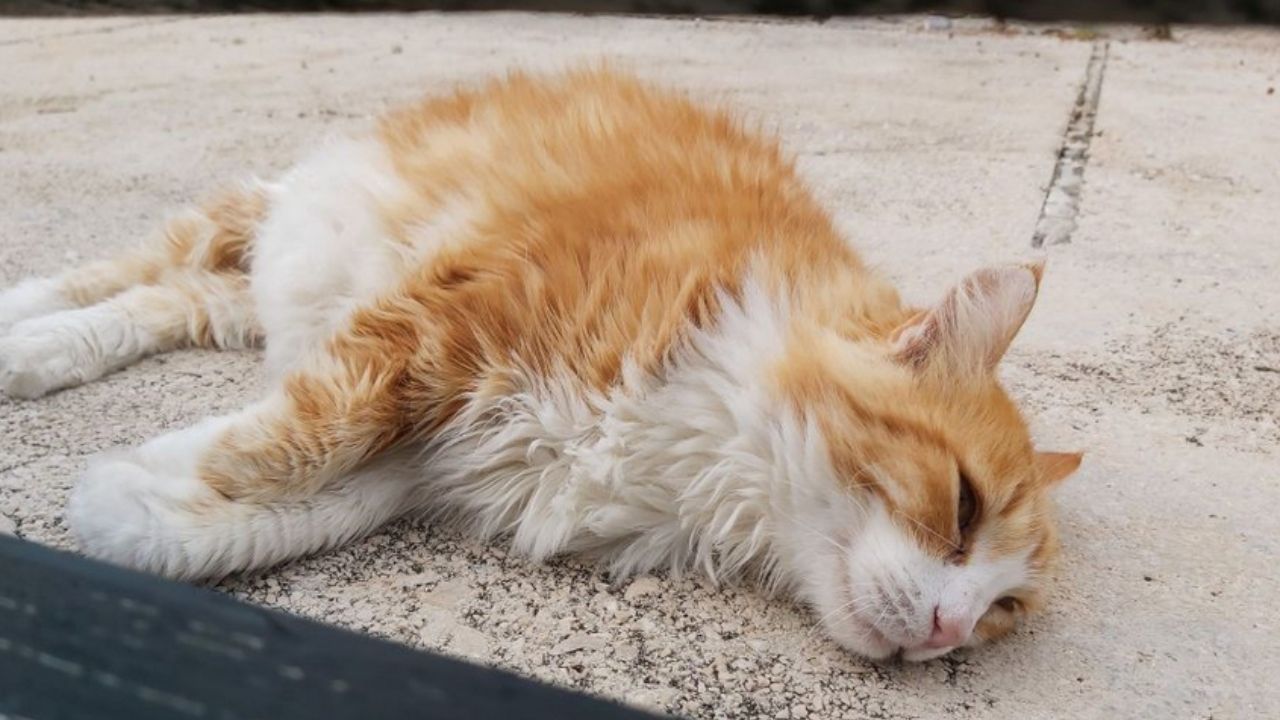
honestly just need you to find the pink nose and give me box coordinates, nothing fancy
[924,608,969,649]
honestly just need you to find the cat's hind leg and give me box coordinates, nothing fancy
[70,432,422,580]
[67,321,421,578]
[0,271,257,398]
[0,186,264,332]
[0,187,265,398]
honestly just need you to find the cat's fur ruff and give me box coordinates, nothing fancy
[0,69,1080,661]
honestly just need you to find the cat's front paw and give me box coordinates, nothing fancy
[0,321,89,399]
[0,278,71,335]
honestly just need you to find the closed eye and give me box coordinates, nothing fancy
[957,468,979,536]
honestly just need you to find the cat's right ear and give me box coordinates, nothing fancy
[890,261,1044,376]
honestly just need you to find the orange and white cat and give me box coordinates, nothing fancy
[0,69,1080,661]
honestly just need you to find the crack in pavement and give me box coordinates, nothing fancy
[1031,40,1109,248]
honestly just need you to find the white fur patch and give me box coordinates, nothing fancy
[251,136,475,377]
[419,277,832,586]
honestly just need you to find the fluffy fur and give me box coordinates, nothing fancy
[0,68,1081,660]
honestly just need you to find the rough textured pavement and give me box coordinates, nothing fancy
[1,13,1277,719]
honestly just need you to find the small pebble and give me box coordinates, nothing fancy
[624,575,662,600]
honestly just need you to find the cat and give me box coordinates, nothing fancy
[0,68,1081,661]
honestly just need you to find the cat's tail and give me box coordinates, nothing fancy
[68,440,423,581]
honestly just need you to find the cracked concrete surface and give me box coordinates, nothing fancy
[1032,39,1109,247]
[1,13,1277,719]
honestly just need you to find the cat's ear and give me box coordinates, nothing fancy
[1035,450,1083,487]
[890,261,1044,375]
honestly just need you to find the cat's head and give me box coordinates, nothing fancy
[777,261,1081,661]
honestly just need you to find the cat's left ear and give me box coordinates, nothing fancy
[890,261,1044,375]
[1035,451,1083,487]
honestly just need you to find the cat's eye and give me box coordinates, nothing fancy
[957,471,978,534]
[995,596,1020,613]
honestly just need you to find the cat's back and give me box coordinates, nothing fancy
[346,69,878,389]
[379,68,779,188]
[375,68,834,250]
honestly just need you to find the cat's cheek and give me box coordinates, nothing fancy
[790,556,902,660]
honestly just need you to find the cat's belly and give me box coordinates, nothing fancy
[419,370,699,572]
[415,281,789,578]
[249,135,472,377]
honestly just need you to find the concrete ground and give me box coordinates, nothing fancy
[1,12,1277,719]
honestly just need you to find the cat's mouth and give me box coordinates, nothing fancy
[835,591,961,661]
[844,613,962,662]
[851,616,893,648]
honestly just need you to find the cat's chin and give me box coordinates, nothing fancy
[900,644,959,662]
[816,598,969,663]
[822,614,900,661]
[832,631,963,663]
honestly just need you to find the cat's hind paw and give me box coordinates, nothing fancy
[0,321,88,399]
[0,278,72,336]
[0,314,107,399]
[68,416,240,578]
[68,450,223,578]
[0,302,155,399]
